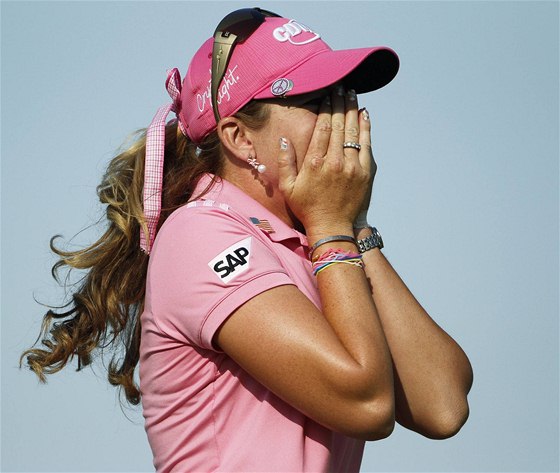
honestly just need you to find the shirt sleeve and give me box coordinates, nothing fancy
[146,204,294,350]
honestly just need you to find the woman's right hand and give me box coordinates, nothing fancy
[277,86,373,239]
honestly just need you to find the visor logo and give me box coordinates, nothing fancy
[272,20,321,45]
[271,78,294,96]
[196,65,240,113]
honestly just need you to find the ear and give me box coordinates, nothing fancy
[217,117,254,163]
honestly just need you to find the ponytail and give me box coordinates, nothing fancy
[21,100,270,405]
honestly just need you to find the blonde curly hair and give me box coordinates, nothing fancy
[21,101,270,404]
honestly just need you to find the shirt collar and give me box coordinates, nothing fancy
[192,174,308,246]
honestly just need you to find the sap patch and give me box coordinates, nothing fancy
[208,237,252,284]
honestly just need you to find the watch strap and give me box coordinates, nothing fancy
[356,227,384,253]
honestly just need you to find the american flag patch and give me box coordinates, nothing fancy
[249,217,275,234]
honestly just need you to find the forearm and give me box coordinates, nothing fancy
[308,225,395,399]
[357,228,473,437]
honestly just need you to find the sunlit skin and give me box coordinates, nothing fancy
[215,86,473,439]
[219,87,334,232]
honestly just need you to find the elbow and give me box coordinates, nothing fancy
[428,366,473,439]
[423,401,470,439]
[347,369,396,440]
[325,363,396,440]
[344,394,396,441]
[361,408,395,441]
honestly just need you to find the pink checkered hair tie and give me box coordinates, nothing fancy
[140,68,187,254]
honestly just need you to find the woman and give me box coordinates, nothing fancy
[22,8,473,472]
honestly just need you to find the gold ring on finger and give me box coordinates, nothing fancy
[343,141,361,151]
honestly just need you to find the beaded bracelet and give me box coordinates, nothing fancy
[311,248,364,276]
[308,235,356,260]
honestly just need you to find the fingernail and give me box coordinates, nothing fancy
[279,137,288,150]
[348,89,357,101]
[336,85,345,96]
[362,108,370,121]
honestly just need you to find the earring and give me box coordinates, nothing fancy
[247,155,266,174]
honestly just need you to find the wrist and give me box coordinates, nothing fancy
[353,210,369,230]
[306,222,357,260]
[305,223,355,247]
[354,225,373,240]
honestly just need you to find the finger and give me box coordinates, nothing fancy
[277,137,298,196]
[358,107,374,174]
[326,85,346,159]
[304,95,332,166]
[343,89,360,160]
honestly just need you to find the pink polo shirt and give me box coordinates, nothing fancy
[140,174,364,473]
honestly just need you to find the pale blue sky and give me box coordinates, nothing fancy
[2,1,558,472]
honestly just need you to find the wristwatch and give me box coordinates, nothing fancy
[356,226,384,253]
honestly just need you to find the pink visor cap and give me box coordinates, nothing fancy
[140,14,399,253]
[179,16,399,143]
